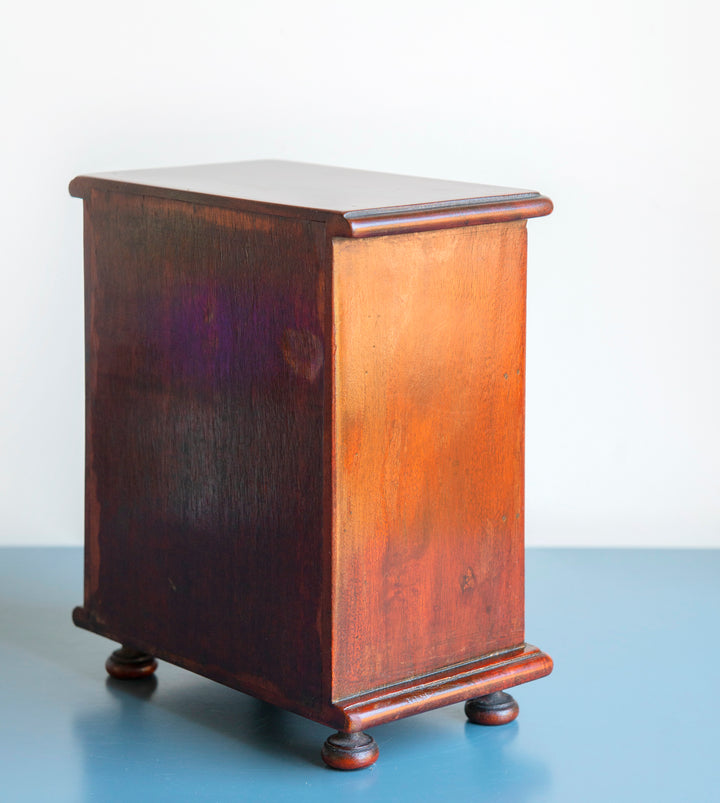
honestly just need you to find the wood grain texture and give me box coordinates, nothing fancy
[82,189,329,712]
[332,222,528,699]
[69,160,552,239]
[72,161,553,746]
[332,644,551,731]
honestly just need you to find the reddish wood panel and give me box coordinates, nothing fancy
[83,189,329,710]
[331,222,528,699]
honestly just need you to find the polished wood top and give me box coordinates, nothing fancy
[70,160,552,237]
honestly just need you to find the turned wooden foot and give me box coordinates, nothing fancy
[105,645,158,680]
[321,731,379,770]
[465,691,519,725]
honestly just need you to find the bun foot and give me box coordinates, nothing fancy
[105,645,158,680]
[465,691,519,725]
[321,731,379,770]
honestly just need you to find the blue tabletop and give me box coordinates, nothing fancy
[1,547,718,802]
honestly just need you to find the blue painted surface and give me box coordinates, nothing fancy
[1,548,718,802]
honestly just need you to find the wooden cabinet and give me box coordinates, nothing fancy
[70,160,553,769]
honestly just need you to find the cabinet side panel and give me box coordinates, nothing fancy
[332,223,527,699]
[84,191,327,709]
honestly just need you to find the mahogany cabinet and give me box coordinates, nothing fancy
[70,160,553,769]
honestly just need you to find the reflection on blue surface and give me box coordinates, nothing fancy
[1,548,719,801]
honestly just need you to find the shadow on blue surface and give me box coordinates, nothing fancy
[2,547,719,802]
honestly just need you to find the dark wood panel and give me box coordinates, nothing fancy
[83,190,329,709]
[331,222,528,699]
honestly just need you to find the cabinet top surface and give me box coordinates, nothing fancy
[70,160,552,237]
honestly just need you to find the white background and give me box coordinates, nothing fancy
[2,0,718,547]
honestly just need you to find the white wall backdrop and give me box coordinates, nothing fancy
[2,0,718,546]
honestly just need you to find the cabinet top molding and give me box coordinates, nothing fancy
[69,160,552,238]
